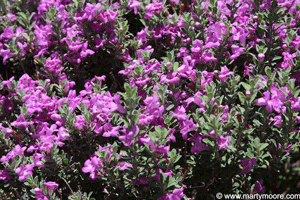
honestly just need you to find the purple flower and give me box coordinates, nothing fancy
[217,66,234,82]
[44,181,59,194]
[74,115,86,130]
[33,153,45,168]
[202,50,217,63]
[15,164,34,182]
[252,180,263,193]
[33,188,49,200]
[1,76,14,90]
[1,13,16,22]
[84,3,102,21]
[157,188,185,200]
[57,127,70,141]
[160,72,180,84]
[11,114,28,127]
[256,85,287,113]
[208,21,228,38]
[191,140,209,154]
[144,2,163,19]
[186,91,205,107]
[290,97,300,112]
[128,0,142,14]
[51,113,63,122]
[230,45,244,60]
[0,168,12,182]
[33,188,43,196]
[270,114,282,127]
[82,156,103,180]
[217,135,230,150]
[241,158,257,174]
[14,145,27,156]
[280,52,296,69]
[180,118,198,139]
[1,26,15,39]
[191,39,203,54]
[136,77,152,86]
[103,123,120,137]
[230,25,247,46]
[0,49,15,65]
[258,53,265,62]
[17,42,28,56]
[44,58,64,77]
[119,125,139,146]
[116,162,133,170]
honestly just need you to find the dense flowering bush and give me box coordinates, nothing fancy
[1,0,300,199]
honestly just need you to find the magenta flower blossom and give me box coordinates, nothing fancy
[188,133,209,154]
[33,188,43,196]
[157,188,185,200]
[217,135,230,150]
[1,26,15,39]
[230,45,244,60]
[180,118,198,139]
[241,158,256,174]
[207,21,228,39]
[0,168,12,182]
[74,115,86,130]
[191,140,209,154]
[128,0,142,14]
[256,85,287,113]
[33,188,49,200]
[33,153,45,168]
[217,66,234,82]
[153,169,173,183]
[44,181,59,194]
[144,2,163,19]
[252,180,264,193]
[136,77,152,86]
[119,125,139,146]
[82,155,103,180]
[171,106,188,121]
[0,49,15,65]
[1,13,16,22]
[186,91,205,107]
[142,94,164,123]
[290,97,300,112]
[202,50,217,63]
[15,164,34,182]
[84,3,101,21]
[191,39,203,54]
[102,123,120,137]
[270,114,282,127]
[160,72,180,84]
[116,162,133,170]
[44,58,63,77]
[57,127,70,141]
[258,53,265,62]
[280,52,296,69]
[11,114,28,127]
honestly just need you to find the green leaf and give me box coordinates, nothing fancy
[241,82,251,91]
[259,143,269,151]
[149,132,156,144]
[160,172,167,183]
[265,66,272,77]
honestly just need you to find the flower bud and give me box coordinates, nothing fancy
[258,53,265,62]
[245,91,251,97]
